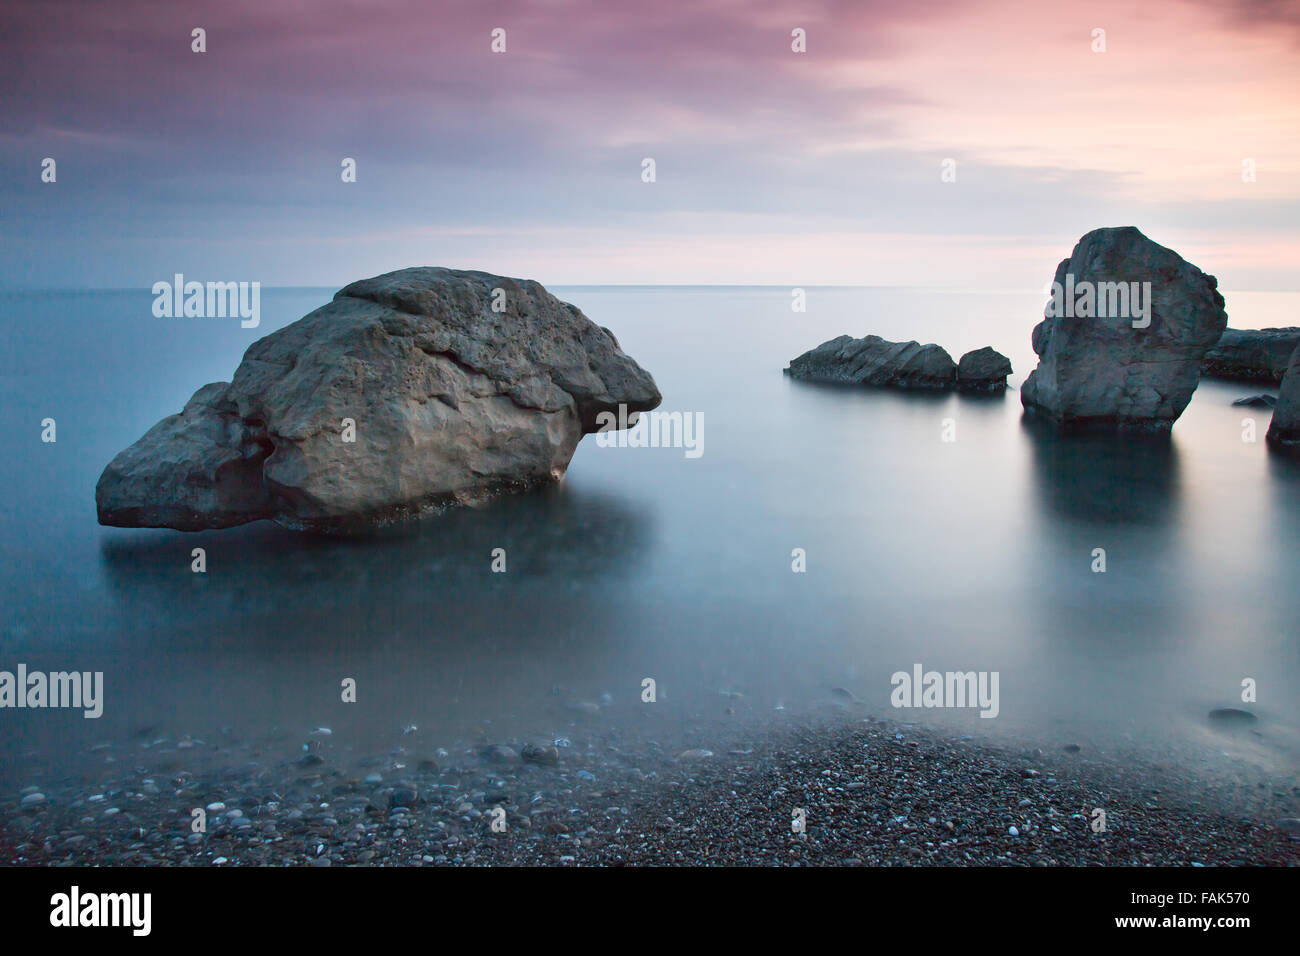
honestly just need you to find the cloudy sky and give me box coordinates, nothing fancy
[2,0,1298,288]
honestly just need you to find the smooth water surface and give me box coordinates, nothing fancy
[2,286,1297,785]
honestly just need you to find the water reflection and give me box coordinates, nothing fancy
[100,482,655,633]
[1022,415,1182,525]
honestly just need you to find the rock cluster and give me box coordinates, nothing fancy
[785,335,1011,392]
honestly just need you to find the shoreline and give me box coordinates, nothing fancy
[4,711,1298,867]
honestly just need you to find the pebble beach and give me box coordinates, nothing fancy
[6,710,1298,867]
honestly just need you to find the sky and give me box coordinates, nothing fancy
[1,0,1298,289]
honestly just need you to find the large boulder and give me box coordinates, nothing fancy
[786,335,957,390]
[1202,327,1300,383]
[1021,227,1228,431]
[96,268,661,531]
[1266,344,1300,452]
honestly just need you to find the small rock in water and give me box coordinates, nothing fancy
[20,793,46,809]
[957,347,1014,392]
[1063,744,1081,753]
[1008,826,1020,837]
[485,745,519,764]
[1231,394,1276,407]
[1208,708,1257,726]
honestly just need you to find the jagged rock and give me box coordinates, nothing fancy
[1266,343,1300,452]
[1021,226,1228,431]
[957,347,1013,392]
[96,268,661,531]
[1203,328,1300,383]
[785,335,956,390]
[1232,394,1276,408]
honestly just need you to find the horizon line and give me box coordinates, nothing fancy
[3,284,1299,295]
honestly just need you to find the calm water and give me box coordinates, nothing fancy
[2,286,1299,785]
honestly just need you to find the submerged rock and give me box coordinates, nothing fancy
[957,347,1013,392]
[484,745,520,764]
[1231,394,1276,408]
[786,335,957,389]
[1203,327,1300,384]
[1266,343,1300,452]
[521,743,560,766]
[96,268,661,531]
[1021,227,1227,431]
[676,749,714,761]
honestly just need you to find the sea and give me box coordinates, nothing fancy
[1,285,1297,790]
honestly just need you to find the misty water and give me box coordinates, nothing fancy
[2,286,1298,789]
